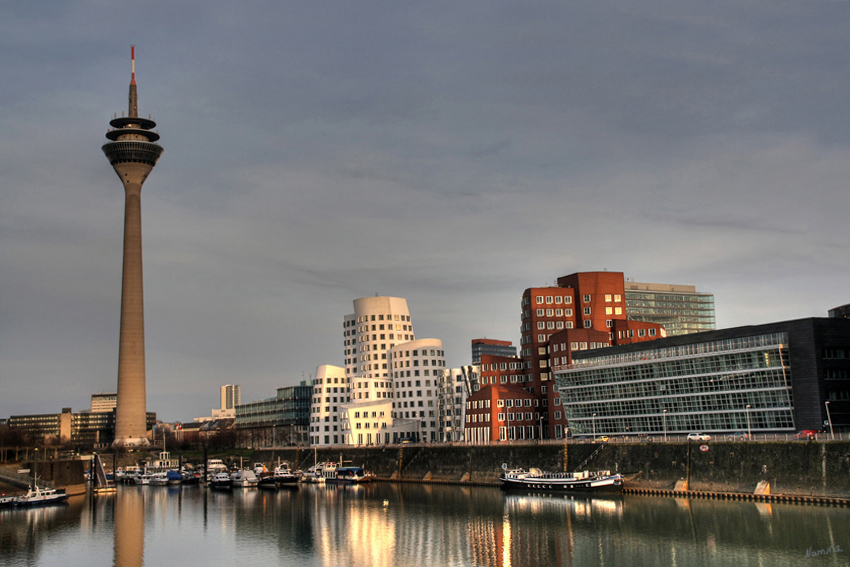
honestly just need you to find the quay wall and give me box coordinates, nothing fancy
[256,440,850,498]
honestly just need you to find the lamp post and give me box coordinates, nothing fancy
[663,410,668,442]
[592,413,597,439]
[825,401,834,440]
[272,424,276,449]
[538,414,545,441]
[745,405,752,440]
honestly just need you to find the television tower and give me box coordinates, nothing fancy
[102,47,163,449]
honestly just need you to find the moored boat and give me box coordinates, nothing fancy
[231,469,259,488]
[499,466,624,492]
[16,485,69,507]
[322,463,372,484]
[208,471,233,489]
[273,463,299,486]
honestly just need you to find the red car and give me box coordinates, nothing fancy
[794,430,817,440]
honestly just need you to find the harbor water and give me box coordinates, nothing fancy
[0,483,847,566]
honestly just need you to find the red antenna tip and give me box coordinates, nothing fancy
[130,45,136,85]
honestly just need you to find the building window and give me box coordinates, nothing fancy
[583,294,591,303]
[584,320,592,328]
[583,307,591,316]
[536,296,543,304]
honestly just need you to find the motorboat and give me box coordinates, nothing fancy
[166,470,183,485]
[208,471,233,489]
[322,463,372,484]
[148,472,169,486]
[499,466,624,492]
[231,469,259,488]
[273,463,299,486]
[16,485,69,507]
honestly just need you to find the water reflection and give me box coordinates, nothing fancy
[0,485,847,567]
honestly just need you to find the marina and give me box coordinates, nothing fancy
[1,481,848,567]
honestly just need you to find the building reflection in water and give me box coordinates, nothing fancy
[3,483,848,567]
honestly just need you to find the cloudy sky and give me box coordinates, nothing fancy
[2,1,848,422]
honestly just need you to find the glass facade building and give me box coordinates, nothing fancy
[554,318,850,436]
[557,333,792,436]
[624,282,716,336]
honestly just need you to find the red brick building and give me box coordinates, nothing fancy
[464,383,537,443]
[467,271,667,441]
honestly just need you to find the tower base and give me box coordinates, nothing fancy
[112,437,150,450]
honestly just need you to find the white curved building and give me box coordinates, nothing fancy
[389,338,445,442]
[310,364,347,446]
[344,297,415,402]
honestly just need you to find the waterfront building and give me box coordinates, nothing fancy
[311,296,455,446]
[554,317,850,436]
[6,407,155,446]
[467,271,667,442]
[235,381,312,447]
[388,338,446,442]
[471,339,517,364]
[624,280,716,335]
[310,365,347,445]
[465,384,538,443]
[438,366,479,442]
[339,399,394,445]
[102,47,163,449]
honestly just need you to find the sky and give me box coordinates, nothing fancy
[2,1,849,422]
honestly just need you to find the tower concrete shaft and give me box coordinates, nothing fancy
[102,47,163,449]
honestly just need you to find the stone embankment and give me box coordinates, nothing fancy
[3,440,848,503]
[257,440,850,499]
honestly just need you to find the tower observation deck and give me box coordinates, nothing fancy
[102,47,162,449]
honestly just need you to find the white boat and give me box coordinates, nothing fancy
[499,466,624,492]
[206,459,228,473]
[273,464,299,486]
[306,462,332,483]
[322,463,372,484]
[208,471,232,489]
[133,472,154,485]
[16,485,69,507]
[231,469,259,488]
[148,472,169,486]
[114,466,141,484]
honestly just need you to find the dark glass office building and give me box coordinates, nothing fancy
[554,318,850,436]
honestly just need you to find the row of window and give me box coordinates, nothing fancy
[346,314,411,325]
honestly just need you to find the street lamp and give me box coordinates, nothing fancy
[592,413,597,439]
[272,424,276,449]
[825,401,834,440]
[538,414,545,441]
[745,405,752,440]
[663,410,668,442]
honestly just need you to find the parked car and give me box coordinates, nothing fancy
[794,430,817,440]
[687,432,711,441]
[726,431,749,440]
[593,436,610,443]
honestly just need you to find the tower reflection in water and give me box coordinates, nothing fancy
[113,488,144,567]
